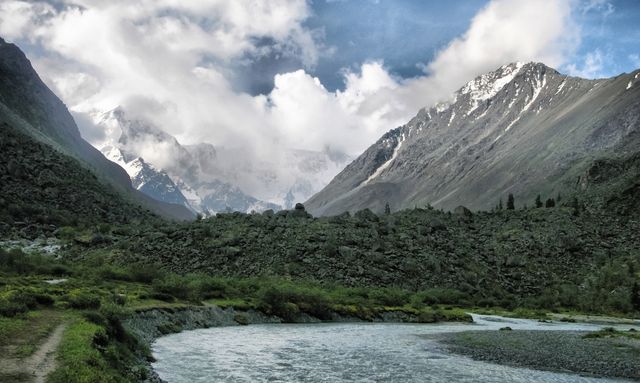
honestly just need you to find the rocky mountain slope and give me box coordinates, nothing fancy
[0,37,194,221]
[306,62,640,215]
[0,122,158,238]
[92,108,350,214]
[81,149,640,307]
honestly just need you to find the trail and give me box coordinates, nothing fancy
[0,322,66,383]
[26,323,66,383]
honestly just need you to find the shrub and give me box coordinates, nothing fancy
[189,277,231,300]
[258,284,332,321]
[82,311,107,326]
[97,265,132,282]
[33,292,55,306]
[152,275,193,301]
[416,309,438,323]
[9,290,39,310]
[411,288,467,306]
[66,290,101,310]
[0,248,71,276]
[128,264,165,284]
[0,299,28,317]
[369,288,411,307]
[148,292,175,302]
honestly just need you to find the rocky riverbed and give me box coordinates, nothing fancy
[439,330,640,381]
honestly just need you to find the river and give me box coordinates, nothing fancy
[151,314,636,382]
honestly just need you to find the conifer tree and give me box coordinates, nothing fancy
[507,194,515,210]
[535,194,543,208]
[632,282,640,311]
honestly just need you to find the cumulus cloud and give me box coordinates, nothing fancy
[260,0,581,153]
[391,0,579,115]
[0,0,583,166]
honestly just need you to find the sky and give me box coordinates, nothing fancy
[0,0,638,160]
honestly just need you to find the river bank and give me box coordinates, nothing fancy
[438,329,640,381]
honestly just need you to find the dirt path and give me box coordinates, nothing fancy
[0,322,67,383]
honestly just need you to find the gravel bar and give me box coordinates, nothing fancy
[437,330,640,381]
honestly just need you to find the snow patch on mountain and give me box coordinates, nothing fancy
[459,62,524,114]
[364,133,405,185]
[101,145,191,208]
[505,71,547,132]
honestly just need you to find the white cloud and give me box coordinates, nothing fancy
[394,0,579,114]
[580,0,614,16]
[261,0,581,154]
[0,1,54,39]
[0,0,585,194]
[565,49,608,78]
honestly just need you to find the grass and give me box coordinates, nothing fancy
[0,245,637,383]
[0,256,479,383]
[0,310,62,358]
[0,315,28,343]
[47,317,125,383]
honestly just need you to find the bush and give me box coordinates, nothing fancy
[258,284,332,321]
[148,292,175,302]
[411,288,467,306]
[82,311,107,326]
[369,288,411,307]
[0,248,71,276]
[33,292,55,306]
[97,265,132,282]
[67,290,101,310]
[152,275,193,301]
[9,290,39,310]
[0,299,28,317]
[128,264,165,284]
[189,277,233,300]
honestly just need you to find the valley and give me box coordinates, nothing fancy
[0,8,639,383]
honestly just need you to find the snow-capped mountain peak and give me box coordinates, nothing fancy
[100,145,191,209]
[306,62,640,216]
[93,107,352,214]
[459,62,525,110]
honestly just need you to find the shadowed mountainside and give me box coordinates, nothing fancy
[0,37,194,221]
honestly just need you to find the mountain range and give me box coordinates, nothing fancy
[2,33,639,220]
[91,107,351,214]
[306,62,640,215]
[0,37,194,221]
